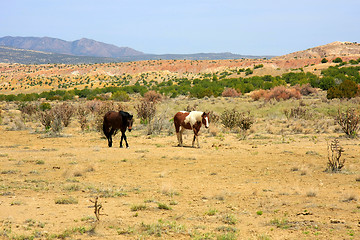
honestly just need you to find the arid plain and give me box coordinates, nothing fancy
[1,41,360,239]
[0,93,359,239]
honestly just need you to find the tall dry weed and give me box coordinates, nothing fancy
[326,138,345,172]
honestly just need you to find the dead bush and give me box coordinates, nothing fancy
[295,84,318,96]
[326,138,345,172]
[221,109,254,132]
[144,91,162,103]
[36,108,63,134]
[267,86,301,101]
[86,100,123,114]
[251,86,301,101]
[251,89,268,101]
[336,108,360,137]
[146,110,172,135]
[18,103,38,116]
[37,110,53,131]
[6,116,27,131]
[50,110,63,135]
[222,88,241,97]
[55,103,75,127]
[186,103,198,112]
[135,100,156,124]
[77,105,90,131]
[209,111,220,124]
[284,106,312,120]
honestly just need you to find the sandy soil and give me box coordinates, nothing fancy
[0,113,359,239]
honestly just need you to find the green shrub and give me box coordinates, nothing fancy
[112,90,130,102]
[245,68,253,76]
[39,102,51,111]
[333,57,343,63]
[321,58,328,63]
[349,59,359,65]
[319,76,335,90]
[327,79,359,99]
[158,203,172,210]
[131,204,147,211]
[55,197,78,204]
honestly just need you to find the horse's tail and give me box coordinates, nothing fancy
[103,119,109,138]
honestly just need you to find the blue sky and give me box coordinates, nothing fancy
[1,0,359,56]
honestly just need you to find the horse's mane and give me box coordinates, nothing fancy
[185,111,204,126]
[120,110,133,119]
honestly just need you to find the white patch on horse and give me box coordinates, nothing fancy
[184,111,203,127]
[180,111,188,113]
[205,116,209,128]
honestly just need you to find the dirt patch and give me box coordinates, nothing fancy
[0,110,359,239]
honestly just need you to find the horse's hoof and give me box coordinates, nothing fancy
[120,146,123,148]
[126,146,130,149]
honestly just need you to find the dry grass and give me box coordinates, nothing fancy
[0,95,359,239]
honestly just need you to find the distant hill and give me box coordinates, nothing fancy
[0,36,271,64]
[0,36,144,58]
[0,46,120,64]
[274,41,360,60]
[113,52,271,61]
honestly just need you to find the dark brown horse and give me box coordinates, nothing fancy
[103,111,134,148]
[174,111,209,148]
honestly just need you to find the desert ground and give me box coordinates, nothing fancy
[0,56,356,95]
[0,94,359,239]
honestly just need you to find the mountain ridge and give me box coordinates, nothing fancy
[0,36,144,58]
[0,36,273,64]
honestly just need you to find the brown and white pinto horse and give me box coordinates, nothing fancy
[174,111,210,148]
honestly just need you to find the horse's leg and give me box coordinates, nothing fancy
[175,122,181,146]
[193,127,200,148]
[108,128,115,147]
[176,131,180,146]
[179,128,185,147]
[196,134,200,148]
[123,132,129,148]
[120,132,124,148]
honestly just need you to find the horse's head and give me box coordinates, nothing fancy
[201,112,210,129]
[127,114,134,132]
